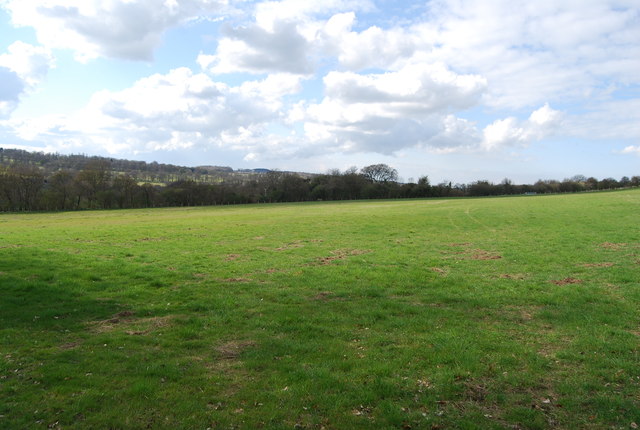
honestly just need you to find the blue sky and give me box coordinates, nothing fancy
[0,0,638,183]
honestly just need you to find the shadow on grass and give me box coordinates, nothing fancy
[0,248,122,332]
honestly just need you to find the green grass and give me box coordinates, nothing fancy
[1,191,639,429]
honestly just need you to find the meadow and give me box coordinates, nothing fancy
[1,190,639,429]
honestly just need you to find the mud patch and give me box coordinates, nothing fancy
[216,340,256,359]
[551,277,582,286]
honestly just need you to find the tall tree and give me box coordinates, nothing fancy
[360,164,398,183]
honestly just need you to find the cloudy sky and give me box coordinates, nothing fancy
[0,0,638,183]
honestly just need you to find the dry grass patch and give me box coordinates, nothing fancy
[219,277,252,283]
[442,243,502,261]
[276,241,306,251]
[310,291,345,302]
[215,340,257,360]
[312,249,372,265]
[124,316,175,336]
[600,242,627,250]
[470,250,502,260]
[504,305,543,322]
[499,273,527,280]
[431,267,449,276]
[551,277,582,286]
[580,262,614,268]
[59,342,80,350]
[89,311,176,335]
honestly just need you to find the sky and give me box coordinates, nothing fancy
[0,0,638,184]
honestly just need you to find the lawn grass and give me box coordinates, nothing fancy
[1,190,639,429]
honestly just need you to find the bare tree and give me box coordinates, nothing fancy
[360,164,398,183]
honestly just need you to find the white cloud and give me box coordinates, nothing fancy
[564,98,640,141]
[5,67,302,156]
[481,104,562,150]
[199,0,376,75]
[621,145,640,156]
[200,21,313,74]
[319,12,419,70]
[0,41,53,86]
[0,67,24,116]
[423,0,640,108]
[291,63,487,154]
[1,0,228,61]
[0,41,54,117]
[253,0,374,31]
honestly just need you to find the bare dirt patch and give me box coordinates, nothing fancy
[551,277,582,286]
[216,340,256,359]
[225,254,242,262]
[447,242,472,247]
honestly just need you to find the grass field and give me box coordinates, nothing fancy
[1,190,639,429]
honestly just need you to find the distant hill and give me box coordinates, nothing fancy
[0,148,313,185]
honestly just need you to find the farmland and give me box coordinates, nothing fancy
[1,190,639,429]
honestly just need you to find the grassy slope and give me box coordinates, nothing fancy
[1,191,639,429]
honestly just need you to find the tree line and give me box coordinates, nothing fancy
[1,155,638,212]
